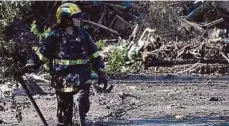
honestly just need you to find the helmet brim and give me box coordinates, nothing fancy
[72,12,86,20]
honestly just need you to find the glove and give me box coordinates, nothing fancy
[98,69,109,90]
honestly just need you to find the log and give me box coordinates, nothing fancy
[104,3,127,10]
[148,59,229,66]
[82,20,120,35]
[175,62,200,75]
[201,18,224,28]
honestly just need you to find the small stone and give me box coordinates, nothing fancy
[209,96,224,101]
[16,111,22,122]
[106,106,110,109]
[128,86,137,90]
[175,115,185,120]
[0,119,4,124]
[0,105,4,111]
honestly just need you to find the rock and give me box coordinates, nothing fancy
[0,119,4,124]
[0,82,14,97]
[209,96,224,101]
[0,105,4,111]
[16,111,22,123]
[127,86,137,90]
[175,115,185,120]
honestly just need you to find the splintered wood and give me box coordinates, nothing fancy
[138,27,229,74]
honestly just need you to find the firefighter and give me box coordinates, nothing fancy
[25,3,108,126]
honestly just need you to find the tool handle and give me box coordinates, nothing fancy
[17,76,48,126]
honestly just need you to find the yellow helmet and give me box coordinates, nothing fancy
[56,3,81,24]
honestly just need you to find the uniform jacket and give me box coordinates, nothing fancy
[28,27,104,89]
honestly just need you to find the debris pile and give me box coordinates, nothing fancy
[118,1,229,75]
[3,1,229,76]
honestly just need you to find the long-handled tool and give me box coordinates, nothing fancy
[15,73,48,126]
[0,42,48,125]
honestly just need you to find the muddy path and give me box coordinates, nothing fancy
[1,74,229,126]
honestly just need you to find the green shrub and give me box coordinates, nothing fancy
[0,1,32,81]
[30,20,51,40]
[96,40,105,51]
[106,43,128,75]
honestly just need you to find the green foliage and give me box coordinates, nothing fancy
[128,60,143,73]
[106,42,129,74]
[0,1,32,80]
[96,40,105,51]
[105,40,144,75]
[0,1,32,28]
[0,1,32,56]
[0,1,32,44]
[30,20,51,40]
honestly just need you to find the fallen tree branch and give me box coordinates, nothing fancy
[180,17,204,32]
[201,18,224,28]
[93,11,106,33]
[220,52,229,63]
[83,20,120,35]
[149,59,229,66]
[175,62,200,75]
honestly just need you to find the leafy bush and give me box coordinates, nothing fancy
[30,20,51,40]
[106,42,129,75]
[0,1,33,80]
[96,40,105,51]
[105,43,143,76]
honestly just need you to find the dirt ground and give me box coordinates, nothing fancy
[1,74,229,126]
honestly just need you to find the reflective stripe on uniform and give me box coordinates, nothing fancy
[90,51,100,59]
[43,62,50,71]
[85,79,97,84]
[54,59,88,65]
[32,46,49,62]
[56,87,79,93]
[32,47,89,65]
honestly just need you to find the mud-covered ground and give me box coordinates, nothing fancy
[1,74,229,126]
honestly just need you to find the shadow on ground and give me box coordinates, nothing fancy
[90,116,229,126]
